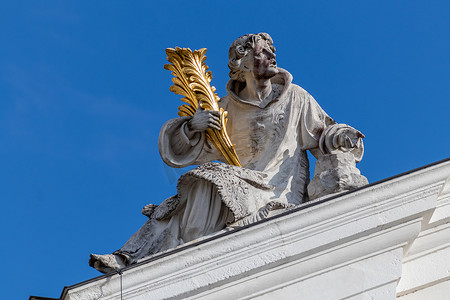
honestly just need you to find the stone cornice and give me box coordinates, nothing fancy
[46,158,449,300]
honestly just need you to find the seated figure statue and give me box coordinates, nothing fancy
[89,33,366,273]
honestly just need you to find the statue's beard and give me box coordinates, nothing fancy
[253,55,278,80]
[254,65,278,80]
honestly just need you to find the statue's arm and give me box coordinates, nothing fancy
[159,116,203,168]
[298,90,364,160]
[298,89,336,155]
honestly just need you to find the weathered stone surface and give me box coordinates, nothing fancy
[308,152,368,200]
[89,33,367,273]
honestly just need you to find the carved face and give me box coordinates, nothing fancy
[240,38,278,80]
[251,39,278,80]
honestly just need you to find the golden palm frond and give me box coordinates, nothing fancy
[164,47,242,167]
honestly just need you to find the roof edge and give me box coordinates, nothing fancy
[52,157,449,299]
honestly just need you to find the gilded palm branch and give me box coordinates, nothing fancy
[164,47,242,167]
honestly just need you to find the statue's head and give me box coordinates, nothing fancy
[228,33,277,82]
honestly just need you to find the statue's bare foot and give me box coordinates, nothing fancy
[89,253,126,274]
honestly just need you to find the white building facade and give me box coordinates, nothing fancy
[31,158,450,300]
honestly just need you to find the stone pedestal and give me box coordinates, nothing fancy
[30,159,450,300]
[308,152,368,200]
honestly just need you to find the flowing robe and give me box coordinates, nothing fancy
[115,69,335,264]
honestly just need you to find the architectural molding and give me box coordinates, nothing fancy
[30,158,450,300]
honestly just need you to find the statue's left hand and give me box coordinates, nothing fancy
[334,127,365,152]
[320,124,365,156]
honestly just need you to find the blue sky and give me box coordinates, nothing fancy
[1,1,449,299]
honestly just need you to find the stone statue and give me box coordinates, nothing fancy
[89,33,367,273]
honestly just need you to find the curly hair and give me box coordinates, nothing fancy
[228,33,276,82]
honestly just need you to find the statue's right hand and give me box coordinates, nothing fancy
[187,108,221,133]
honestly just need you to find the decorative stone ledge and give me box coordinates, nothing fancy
[397,174,450,299]
[31,158,450,300]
